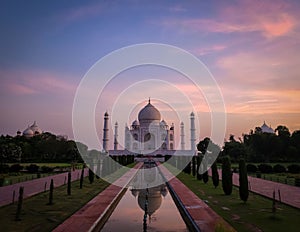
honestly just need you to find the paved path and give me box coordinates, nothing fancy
[216,170,300,209]
[0,169,88,207]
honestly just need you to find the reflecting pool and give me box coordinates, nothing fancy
[101,165,188,231]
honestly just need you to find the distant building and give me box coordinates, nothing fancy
[260,121,275,134]
[22,121,43,137]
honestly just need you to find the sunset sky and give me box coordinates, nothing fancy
[1,0,300,148]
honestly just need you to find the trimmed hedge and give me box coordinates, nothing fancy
[273,164,286,173]
[26,164,39,173]
[246,164,257,173]
[258,164,273,173]
[9,164,23,173]
[287,164,300,174]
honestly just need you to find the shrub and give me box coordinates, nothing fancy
[287,164,300,174]
[258,164,273,173]
[246,164,257,173]
[41,166,54,173]
[9,164,23,173]
[222,156,232,195]
[26,164,39,173]
[183,162,191,174]
[165,155,172,162]
[273,164,286,173]
[0,164,9,173]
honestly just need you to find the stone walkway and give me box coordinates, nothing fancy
[216,170,300,209]
[0,168,88,207]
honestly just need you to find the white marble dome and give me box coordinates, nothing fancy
[261,121,274,134]
[23,127,34,137]
[22,121,43,137]
[138,99,161,122]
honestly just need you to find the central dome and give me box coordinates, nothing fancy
[138,99,161,122]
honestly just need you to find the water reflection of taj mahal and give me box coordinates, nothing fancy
[103,99,197,156]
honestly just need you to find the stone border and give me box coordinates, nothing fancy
[157,163,235,232]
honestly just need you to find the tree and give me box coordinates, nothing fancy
[211,162,219,188]
[192,156,196,177]
[79,167,84,189]
[88,168,94,184]
[196,155,203,180]
[222,135,247,162]
[15,186,24,221]
[203,170,209,184]
[222,156,232,195]
[239,159,249,202]
[275,125,291,137]
[67,172,71,195]
[48,179,54,205]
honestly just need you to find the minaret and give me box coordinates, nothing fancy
[102,112,109,152]
[124,124,130,150]
[180,122,185,150]
[114,122,118,150]
[190,112,196,152]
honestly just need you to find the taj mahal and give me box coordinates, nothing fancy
[102,99,197,156]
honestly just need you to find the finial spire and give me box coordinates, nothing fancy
[148,97,150,104]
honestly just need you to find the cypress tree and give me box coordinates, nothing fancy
[80,167,84,189]
[203,171,209,183]
[96,160,100,179]
[192,156,196,177]
[239,158,249,202]
[67,172,71,195]
[222,156,232,195]
[15,186,24,221]
[196,156,203,180]
[88,168,94,184]
[48,179,54,205]
[211,162,219,188]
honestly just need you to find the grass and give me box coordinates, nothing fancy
[1,173,55,186]
[177,171,300,232]
[1,163,84,186]
[0,162,136,232]
[6,163,74,168]
[249,173,299,186]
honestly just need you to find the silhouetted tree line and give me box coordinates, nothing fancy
[0,132,85,165]
[222,126,300,162]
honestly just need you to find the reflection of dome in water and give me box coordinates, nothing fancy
[138,190,162,216]
[138,99,161,123]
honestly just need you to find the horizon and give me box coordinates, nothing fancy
[1,1,299,148]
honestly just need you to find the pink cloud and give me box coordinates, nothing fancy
[7,83,38,95]
[191,45,227,56]
[0,69,77,96]
[162,0,298,38]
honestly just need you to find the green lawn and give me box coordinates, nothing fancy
[0,162,136,232]
[177,171,300,232]
[7,163,73,167]
[1,163,83,186]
